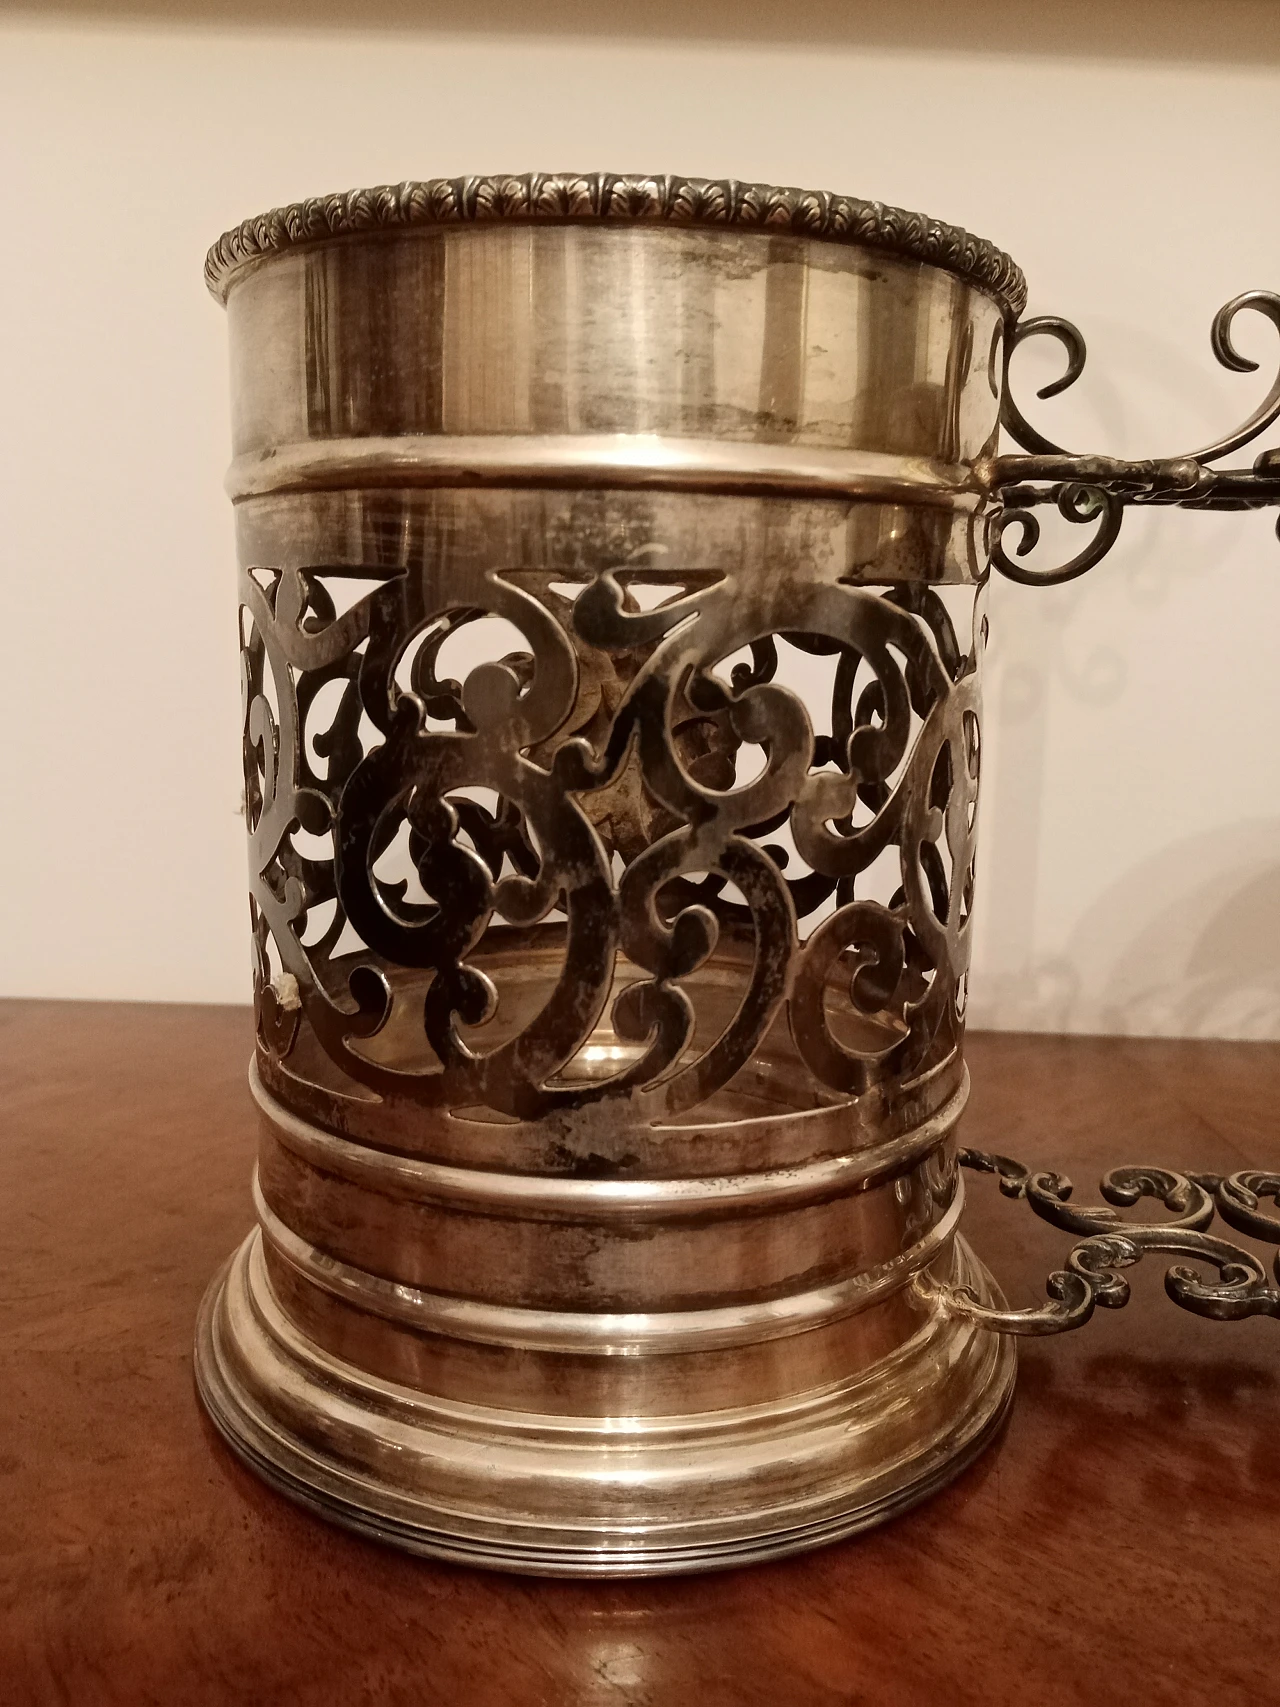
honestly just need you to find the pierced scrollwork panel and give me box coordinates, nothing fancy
[241,553,986,1123]
[922,1149,1280,1334]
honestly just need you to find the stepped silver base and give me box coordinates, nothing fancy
[194,1230,1015,1577]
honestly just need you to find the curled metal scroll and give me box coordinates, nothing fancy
[987,291,1280,585]
[242,560,983,1122]
[922,1148,1280,1334]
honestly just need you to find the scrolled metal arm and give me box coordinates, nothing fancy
[984,292,1280,585]
[921,1149,1280,1335]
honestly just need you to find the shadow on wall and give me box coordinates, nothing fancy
[968,567,1136,1041]
[1073,825,1280,1039]
[974,824,1280,1040]
[970,490,1257,1040]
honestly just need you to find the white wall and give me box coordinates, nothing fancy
[2,5,1278,1036]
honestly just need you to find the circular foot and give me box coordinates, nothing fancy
[195,1231,1015,1577]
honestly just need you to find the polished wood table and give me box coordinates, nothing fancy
[2,1000,1277,1705]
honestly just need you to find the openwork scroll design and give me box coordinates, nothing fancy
[925,1149,1280,1334]
[988,291,1280,585]
[240,560,983,1121]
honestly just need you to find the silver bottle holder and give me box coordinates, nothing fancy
[194,175,1280,1576]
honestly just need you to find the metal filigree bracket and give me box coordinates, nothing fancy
[980,292,1280,585]
[921,1149,1280,1335]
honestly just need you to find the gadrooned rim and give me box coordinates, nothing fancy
[205,172,1027,317]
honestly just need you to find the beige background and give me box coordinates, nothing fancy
[2,1,1277,1036]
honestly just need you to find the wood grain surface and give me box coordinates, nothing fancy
[2,999,1277,1707]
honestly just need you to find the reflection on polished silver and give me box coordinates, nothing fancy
[928,1151,1280,1333]
[204,172,1028,314]
[194,172,1279,1577]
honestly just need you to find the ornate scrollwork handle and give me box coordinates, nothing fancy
[920,1148,1280,1335]
[983,292,1280,585]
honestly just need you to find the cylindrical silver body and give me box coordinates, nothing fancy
[195,175,1021,1574]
